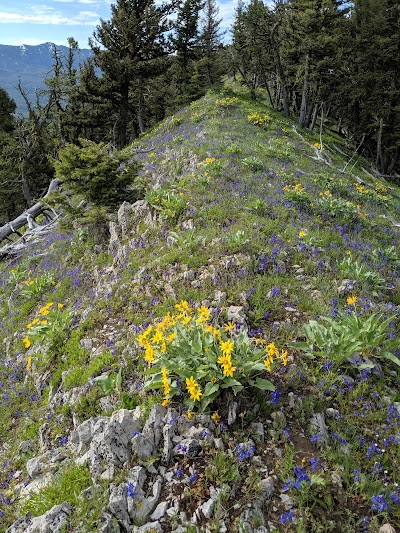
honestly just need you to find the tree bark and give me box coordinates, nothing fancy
[299,53,309,128]
[0,179,61,244]
[137,76,146,134]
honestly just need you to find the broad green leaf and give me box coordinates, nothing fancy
[251,377,275,391]
[382,352,400,367]
[203,382,219,397]
[220,377,243,388]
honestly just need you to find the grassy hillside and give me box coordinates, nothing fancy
[0,82,399,532]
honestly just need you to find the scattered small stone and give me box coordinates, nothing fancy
[280,493,294,510]
[251,422,264,442]
[379,524,396,533]
[150,501,169,520]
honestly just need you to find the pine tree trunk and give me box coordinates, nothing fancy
[137,77,145,134]
[299,54,309,128]
[273,41,289,116]
[375,117,384,171]
[310,103,319,131]
[21,174,32,208]
[117,85,129,149]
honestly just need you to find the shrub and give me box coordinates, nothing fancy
[138,301,287,413]
[53,139,143,209]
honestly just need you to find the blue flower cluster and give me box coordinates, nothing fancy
[283,465,311,491]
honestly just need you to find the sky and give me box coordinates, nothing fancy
[0,0,238,48]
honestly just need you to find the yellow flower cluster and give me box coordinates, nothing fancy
[347,295,358,305]
[23,337,31,349]
[162,367,170,406]
[186,376,202,401]
[355,183,370,195]
[196,306,211,324]
[217,339,237,377]
[284,183,305,193]
[375,183,388,194]
[138,304,195,364]
[23,302,65,358]
[139,301,289,409]
[216,97,238,107]
[247,112,270,126]
[313,142,321,149]
[264,342,288,370]
[38,302,63,316]
[197,157,216,167]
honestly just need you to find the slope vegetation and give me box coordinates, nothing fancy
[0,83,399,532]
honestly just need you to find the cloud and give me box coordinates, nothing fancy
[52,0,98,3]
[0,10,100,25]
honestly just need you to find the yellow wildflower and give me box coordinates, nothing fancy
[137,325,153,346]
[161,367,171,395]
[151,330,163,344]
[264,357,272,371]
[217,353,231,367]
[186,376,202,402]
[266,342,279,358]
[175,300,192,314]
[26,356,32,371]
[299,230,306,238]
[162,398,169,407]
[222,363,237,378]
[196,306,211,324]
[219,339,234,357]
[180,315,191,326]
[346,296,357,305]
[281,349,288,366]
[41,320,48,326]
[57,303,64,309]
[224,322,236,332]
[189,387,202,402]
[187,411,195,420]
[166,331,176,343]
[211,411,221,424]
[23,337,31,349]
[144,344,156,364]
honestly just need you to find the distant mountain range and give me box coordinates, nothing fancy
[0,43,92,115]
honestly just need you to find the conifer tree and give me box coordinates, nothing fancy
[345,0,400,173]
[232,0,274,99]
[0,88,21,221]
[199,0,224,86]
[171,0,205,103]
[281,0,347,128]
[89,0,174,147]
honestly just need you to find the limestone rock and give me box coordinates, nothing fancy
[97,512,121,532]
[142,404,167,450]
[310,412,328,448]
[69,417,108,455]
[226,306,246,325]
[6,503,72,533]
[87,420,130,479]
[111,408,143,438]
[108,483,131,531]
